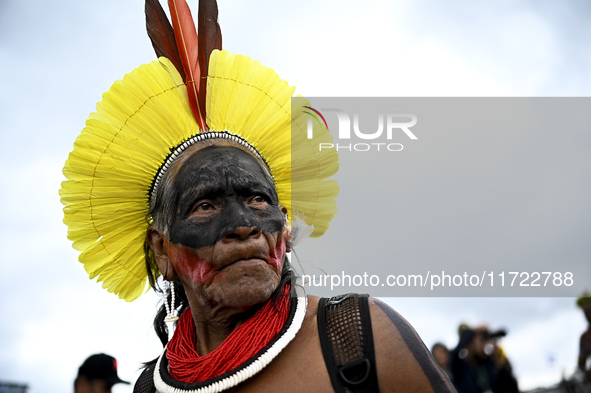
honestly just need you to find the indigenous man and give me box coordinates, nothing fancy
[60,0,455,391]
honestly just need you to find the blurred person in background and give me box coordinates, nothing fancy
[577,294,591,382]
[433,342,452,378]
[74,353,129,393]
[451,324,518,393]
[490,341,518,393]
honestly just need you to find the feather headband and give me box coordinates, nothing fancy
[59,0,339,301]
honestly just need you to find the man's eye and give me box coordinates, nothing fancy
[250,195,266,204]
[195,202,213,211]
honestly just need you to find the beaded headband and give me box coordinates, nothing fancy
[150,131,270,199]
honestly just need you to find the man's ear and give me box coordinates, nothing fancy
[280,206,291,252]
[147,227,175,280]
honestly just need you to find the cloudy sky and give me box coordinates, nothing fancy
[1,0,590,391]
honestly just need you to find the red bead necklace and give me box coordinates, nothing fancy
[167,285,291,383]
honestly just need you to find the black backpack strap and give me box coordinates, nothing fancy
[318,294,380,393]
[133,363,157,393]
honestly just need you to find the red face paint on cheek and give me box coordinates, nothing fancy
[164,241,216,285]
[268,236,286,271]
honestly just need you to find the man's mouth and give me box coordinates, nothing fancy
[216,246,269,269]
[227,258,267,268]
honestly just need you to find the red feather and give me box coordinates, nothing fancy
[168,0,206,131]
[145,0,186,81]
[198,0,222,119]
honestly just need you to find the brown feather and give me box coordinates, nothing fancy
[168,0,206,131]
[145,0,186,81]
[198,0,222,119]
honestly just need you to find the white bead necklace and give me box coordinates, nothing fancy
[154,285,307,393]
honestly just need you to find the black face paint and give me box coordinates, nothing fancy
[169,146,284,249]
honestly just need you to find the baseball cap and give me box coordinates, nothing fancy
[78,353,130,385]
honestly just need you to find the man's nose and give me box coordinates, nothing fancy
[222,226,261,242]
[220,199,262,241]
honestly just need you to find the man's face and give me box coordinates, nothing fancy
[75,377,112,393]
[90,380,112,393]
[469,331,491,360]
[432,346,449,368]
[166,146,287,308]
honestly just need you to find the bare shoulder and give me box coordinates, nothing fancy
[368,298,456,393]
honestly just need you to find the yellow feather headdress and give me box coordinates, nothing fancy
[59,2,339,302]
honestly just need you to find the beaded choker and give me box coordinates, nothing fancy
[154,285,307,393]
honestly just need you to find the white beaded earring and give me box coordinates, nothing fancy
[163,279,179,341]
